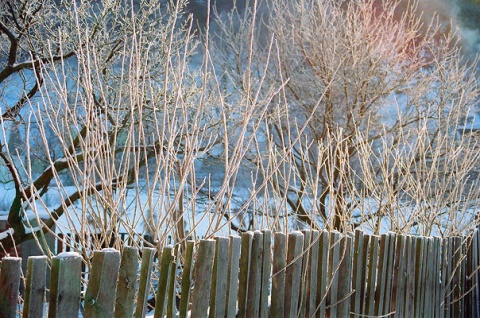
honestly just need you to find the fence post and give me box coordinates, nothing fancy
[179,241,195,318]
[190,239,216,318]
[306,230,320,318]
[337,235,354,317]
[246,231,264,318]
[225,235,241,318]
[271,232,286,318]
[237,231,254,318]
[23,256,48,318]
[284,231,304,318]
[351,230,366,317]
[259,229,271,318]
[49,252,82,318]
[0,257,22,318]
[84,248,121,318]
[134,247,156,318]
[115,246,139,318]
[154,245,174,318]
[209,236,230,318]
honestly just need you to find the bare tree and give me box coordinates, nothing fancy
[212,0,480,235]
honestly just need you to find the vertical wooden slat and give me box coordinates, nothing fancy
[351,229,365,317]
[299,229,312,318]
[337,235,353,317]
[284,231,304,318]
[451,236,464,317]
[414,237,426,318]
[0,257,22,318]
[404,236,416,317]
[225,236,241,318]
[374,233,389,316]
[306,230,320,318]
[393,235,408,317]
[134,247,156,318]
[115,247,139,318]
[84,248,122,318]
[210,237,230,318]
[49,252,82,318]
[167,245,180,318]
[439,236,447,318]
[365,235,379,316]
[179,241,195,318]
[271,232,287,318]
[190,239,215,318]
[246,231,263,318]
[154,245,175,318]
[259,229,271,318]
[443,237,453,318]
[23,256,47,318]
[327,231,341,318]
[237,232,253,318]
[468,230,480,317]
[459,236,467,317]
[383,233,396,315]
[316,230,329,318]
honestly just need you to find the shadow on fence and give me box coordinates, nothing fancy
[1,229,480,317]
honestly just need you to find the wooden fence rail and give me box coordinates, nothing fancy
[1,229,480,317]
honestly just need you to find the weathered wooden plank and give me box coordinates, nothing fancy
[0,257,22,318]
[306,230,320,318]
[209,236,230,318]
[114,247,139,318]
[154,245,175,318]
[383,233,396,315]
[404,236,416,317]
[467,230,480,317]
[299,229,312,318]
[365,235,379,316]
[444,237,454,318]
[179,241,195,318]
[351,229,365,317]
[374,233,389,316]
[23,256,48,318]
[451,236,464,317]
[271,232,287,318]
[327,231,341,318]
[134,247,156,318]
[259,229,271,318]
[337,235,353,317]
[424,237,436,318]
[392,234,407,317]
[190,239,216,318]
[225,236,241,318]
[84,248,122,318]
[49,252,83,318]
[284,231,304,318]
[475,230,480,316]
[414,237,426,318]
[440,236,449,318]
[167,245,180,318]
[246,231,263,318]
[237,232,253,318]
[316,230,329,318]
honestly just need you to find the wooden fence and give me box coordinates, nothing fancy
[1,229,480,317]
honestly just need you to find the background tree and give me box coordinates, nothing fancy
[212,0,480,235]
